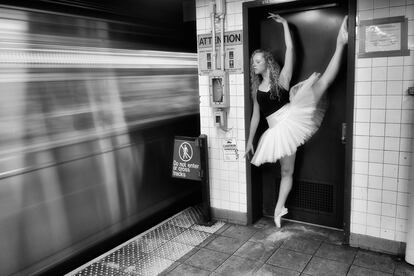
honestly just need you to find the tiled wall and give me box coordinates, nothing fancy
[196,0,414,243]
[196,0,250,215]
[351,0,414,242]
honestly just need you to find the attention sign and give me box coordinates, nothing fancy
[172,138,201,180]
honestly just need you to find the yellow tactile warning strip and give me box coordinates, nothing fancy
[67,206,225,276]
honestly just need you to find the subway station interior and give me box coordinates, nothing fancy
[0,0,413,275]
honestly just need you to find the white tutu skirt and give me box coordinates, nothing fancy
[251,72,328,166]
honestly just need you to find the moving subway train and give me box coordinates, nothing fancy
[0,2,200,275]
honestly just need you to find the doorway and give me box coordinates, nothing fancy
[244,0,355,230]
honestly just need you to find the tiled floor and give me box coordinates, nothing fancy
[68,206,414,276]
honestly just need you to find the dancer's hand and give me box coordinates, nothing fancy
[268,13,287,25]
[337,15,348,47]
[244,141,255,159]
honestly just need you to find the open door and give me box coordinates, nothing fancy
[245,0,353,229]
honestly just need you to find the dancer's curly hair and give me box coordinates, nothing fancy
[250,49,281,100]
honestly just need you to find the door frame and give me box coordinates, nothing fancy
[243,0,356,243]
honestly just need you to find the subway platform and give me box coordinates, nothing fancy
[67,206,414,276]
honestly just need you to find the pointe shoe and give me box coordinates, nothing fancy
[274,207,288,228]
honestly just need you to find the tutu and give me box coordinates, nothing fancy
[251,72,328,166]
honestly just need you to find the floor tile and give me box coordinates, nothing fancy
[204,235,245,254]
[315,242,357,264]
[249,226,293,247]
[283,221,331,241]
[281,237,322,255]
[353,250,396,273]
[184,248,229,271]
[215,255,262,276]
[153,241,194,261]
[255,263,300,276]
[164,263,210,276]
[394,261,414,276]
[325,229,345,245]
[171,229,211,246]
[253,217,276,230]
[347,265,393,276]
[266,248,312,272]
[234,241,278,262]
[302,256,350,276]
[220,224,258,241]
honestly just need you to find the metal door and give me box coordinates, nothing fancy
[248,1,348,228]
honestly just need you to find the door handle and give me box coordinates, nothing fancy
[341,123,347,144]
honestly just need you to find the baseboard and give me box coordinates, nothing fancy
[350,233,406,256]
[211,207,248,225]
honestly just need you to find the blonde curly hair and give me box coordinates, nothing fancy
[250,49,281,100]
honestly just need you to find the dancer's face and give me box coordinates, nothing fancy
[252,53,267,75]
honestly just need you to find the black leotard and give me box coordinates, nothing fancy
[257,87,290,117]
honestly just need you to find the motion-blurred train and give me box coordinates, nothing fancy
[0,1,200,275]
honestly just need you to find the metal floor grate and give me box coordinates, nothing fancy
[67,206,225,276]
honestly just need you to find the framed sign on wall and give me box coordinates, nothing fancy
[358,16,409,58]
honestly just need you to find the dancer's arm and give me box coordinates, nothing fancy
[269,13,294,90]
[313,16,348,95]
[245,95,260,158]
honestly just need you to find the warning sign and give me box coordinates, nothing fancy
[222,138,239,161]
[197,30,243,75]
[172,138,201,180]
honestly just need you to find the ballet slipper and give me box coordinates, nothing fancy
[274,207,288,228]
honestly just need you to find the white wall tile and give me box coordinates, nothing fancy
[387,66,404,80]
[372,81,387,95]
[371,109,386,122]
[366,226,381,237]
[383,164,399,178]
[398,179,409,192]
[357,68,372,81]
[374,0,389,8]
[390,6,407,16]
[370,123,385,136]
[368,188,382,202]
[384,150,399,164]
[369,162,383,176]
[396,218,407,233]
[359,0,374,10]
[368,201,382,214]
[383,176,398,190]
[374,8,390,18]
[390,0,407,7]
[386,81,403,95]
[369,136,385,150]
[357,96,371,108]
[384,137,400,151]
[381,203,396,217]
[386,96,402,109]
[397,192,408,206]
[367,213,381,227]
[354,173,369,187]
[369,149,384,162]
[356,109,371,122]
[368,175,383,188]
[373,57,388,67]
[386,110,401,123]
[372,67,387,81]
[356,122,370,135]
[382,190,398,204]
[355,135,370,148]
[371,96,386,109]
[356,81,372,95]
[385,123,401,137]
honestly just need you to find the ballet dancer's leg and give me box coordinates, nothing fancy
[274,153,296,227]
[312,16,348,99]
